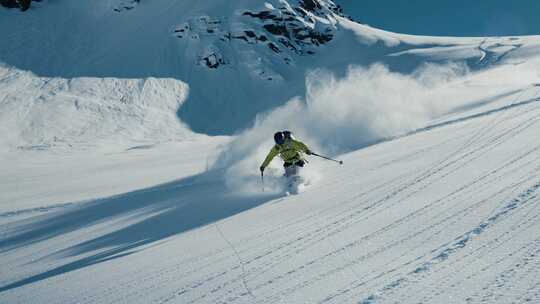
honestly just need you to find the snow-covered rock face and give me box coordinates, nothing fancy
[167,0,353,134]
[0,0,356,141]
[241,2,336,55]
[172,0,342,71]
[238,0,342,57]
[0,0,354,135]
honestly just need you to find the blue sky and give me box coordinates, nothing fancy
[334,0,540,37]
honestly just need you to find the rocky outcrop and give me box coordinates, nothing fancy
[241,0,339,55]
[171,0,343,73]
[113,0,140,12]
[1,0,32,11]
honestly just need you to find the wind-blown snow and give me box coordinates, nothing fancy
[215,61,540,194]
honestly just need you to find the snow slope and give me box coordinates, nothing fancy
[3,0,540,303]
[2,83,540,303]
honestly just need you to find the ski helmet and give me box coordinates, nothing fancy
[283,130,294,140]
[274,131,285,145]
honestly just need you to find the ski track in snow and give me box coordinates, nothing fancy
[119,88,540,304]
[328,89,540,303]
[0,202,77,219]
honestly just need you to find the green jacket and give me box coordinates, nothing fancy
[261,139,310,169]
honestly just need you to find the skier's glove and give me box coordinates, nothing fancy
[259,166,265,173]
[306,149,312,155]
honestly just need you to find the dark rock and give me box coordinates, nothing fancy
[263,24,290,39]
[293,7,307,17]
[242,11,278,20]
[113,0,140,13]
[278,37,297,52]
[299,0,321,12]
[268,42,280,53]
[244,30,256,38]
[1,0,30,10]
[232,35,248,42]
[0,0,20,9]
[310,31,333,45]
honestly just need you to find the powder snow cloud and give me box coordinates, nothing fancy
[214,61,536,193]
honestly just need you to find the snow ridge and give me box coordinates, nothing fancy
[0,67,192,152]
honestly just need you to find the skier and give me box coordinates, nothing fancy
[259,131,312,178]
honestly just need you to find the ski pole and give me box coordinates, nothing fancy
[311,152,343,165]
[261,171,265,192]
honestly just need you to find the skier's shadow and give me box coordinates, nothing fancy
[0,170,280,292]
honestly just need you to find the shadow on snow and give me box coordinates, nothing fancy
[0,170,280,292]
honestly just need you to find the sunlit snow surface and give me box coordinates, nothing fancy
[3,0,540,303]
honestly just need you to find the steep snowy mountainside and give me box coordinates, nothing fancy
[0,0,346,134]
[3,0,540,135]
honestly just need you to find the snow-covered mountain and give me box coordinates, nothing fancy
[2,0,539,138]
[2,1,540,303]
[2,0,347,134]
